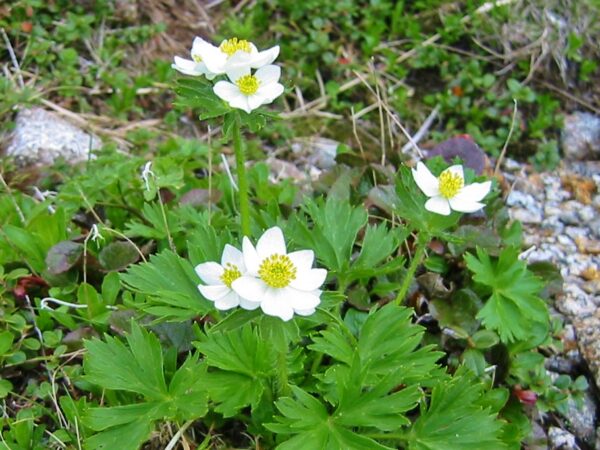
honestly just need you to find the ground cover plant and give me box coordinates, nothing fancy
[1,0,598,449]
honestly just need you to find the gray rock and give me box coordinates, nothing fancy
[5,108,100,167]
[589,219,600,239]
[506,190,538,208]
[548,426,580,450]
[562,112,600,160]
[511,207,543,224]
[572,314,600,388]
[577,206,596,223]
[564,390,597,445]
[556,284,597,317]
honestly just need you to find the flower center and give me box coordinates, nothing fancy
[192,54,202,63]
[236,75,260,95]
[258,254,297,289]
[220,263,242,288]
[220,38,251,57]
[438,170,464,199]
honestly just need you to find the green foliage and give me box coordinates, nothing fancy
[83,322,207,449]
[195,324,277,417]
[407,370,506,450]
[120,250,211,320]
[465,247,549,344]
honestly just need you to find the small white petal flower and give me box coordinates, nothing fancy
[213,64,284,114]
[412,162,492,216]
[172,37,216,79]
[194,37,279,75]
[196,244,247,310]
[232,227,327,321]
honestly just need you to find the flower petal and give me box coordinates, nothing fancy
[242,237,260,275]
[454,181,492,203]
[288,250,314,272]
[172,57,205,76]
[256,83,284,103]
[294,307,316,317]
[247,94,265,111]
[195,262,224,285]
[255,65,281,85]
[225,59,251,83]
[221,244,245,270]
[239,297,261,310]
[290,268,327,291]
[213,81,240,102]
[256,226,286,259]
[260,288,294,321]
[196,38,227,74]
[214,290,241,310]
[213,82,251,113]
[250,45,280,68]
[284,287,321,310]
[425,196,451,215]
[448,198,486,213]
[232,276,267,302]
[412,162,440,197]
[444,165,464,181]
[198,284,229,301]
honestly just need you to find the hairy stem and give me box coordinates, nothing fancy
[394,233,429,305]
[232,113,251,236]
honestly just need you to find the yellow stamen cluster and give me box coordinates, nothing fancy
[192,54,202,63]
[438,170,464,199]
[220,263,242,288]
[259,254,297,288]
[220,38,251,56]
[236,75,260,95]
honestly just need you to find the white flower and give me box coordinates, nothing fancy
[232,227,327,321]
[194,37,279,75]
[213,65,284,114]
[195,244,256,311]
[172,37,216,79]
[412,162,492,216]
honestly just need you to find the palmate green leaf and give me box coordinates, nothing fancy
[290,196,368,273]
[85,402,164,431]
[121,249,211,320]
[358,305,445,386]
[267,386,392,450]
[465,247,549,343]
[408,370,505,450]
[84,419,155,450]
[84,321,167,399]
[175,77,230,120]
[194,324,276,415]
[311,305,444,388]
[83,324,208,450]
[335,356,421,431]
[203,371,264,417]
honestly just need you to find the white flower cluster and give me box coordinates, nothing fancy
[173,37,284,114]
[412,162,492,215]
[195,227,327,321]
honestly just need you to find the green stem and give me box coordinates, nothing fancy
[232,113,251,236]
[394,233,429,305]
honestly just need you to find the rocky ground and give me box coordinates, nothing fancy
[504,111,600,449]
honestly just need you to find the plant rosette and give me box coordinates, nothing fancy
[214,65,284,114]
[412,162,492,215]
[231,226,327,321]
